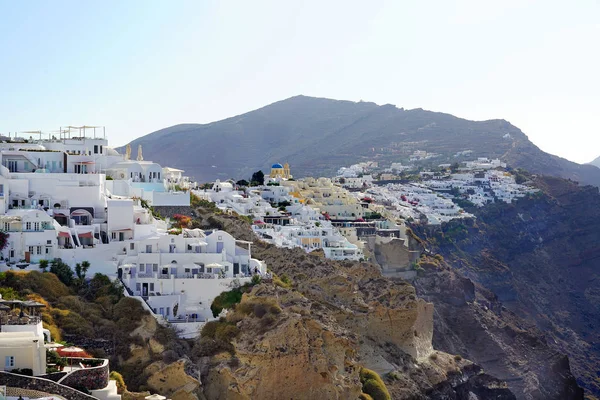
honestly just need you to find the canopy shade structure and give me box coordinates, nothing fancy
[74,161,95,165]
[206,263,224,269]
[0,304,11,311]
[22,300,45,308]
[45,342,64,349]
[0,300,23,306]
[71,210,92,216]
[78,232,93,238]
[58,231,71,238]
[57,346,91,358]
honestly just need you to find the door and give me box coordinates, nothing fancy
[119,232,124,241]
[233,263,240,275]
[216,241,224,253]
[142,283,148,297]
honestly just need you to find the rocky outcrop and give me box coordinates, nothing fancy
[411,257,584,400]
[412,176,598,397]
[203,288,362,399]
[189,211,518,399]
[146,360,202,400]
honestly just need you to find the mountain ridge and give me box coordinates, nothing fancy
[119,95,600,187]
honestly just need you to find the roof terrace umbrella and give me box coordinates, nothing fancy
[58,346,88,357]
[206,263,223,269]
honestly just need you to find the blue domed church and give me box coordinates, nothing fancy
[269,162,292,180]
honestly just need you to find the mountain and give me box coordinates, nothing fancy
[588,155,600,168]
[120,96,600,186]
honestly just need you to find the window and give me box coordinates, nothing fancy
[0,184,4,196]
[136,283,141,291]
[100,145,103,154]
[166,307,170,316]
[26,222,32,230]
[130,243,135,250]
[152,264,158,272]
[29,246,34,254]
[47,240,52,245]
[146,245,152,253]
[5,356,14,368]
[34,222,40,231]
[94,145,99,154]
[3,222,9,231]
[111,232,117,240]
[139,264,145,272]
[37,246,42,255]
[46,247,50,254]
[149,283,154,291]
[159,307,164,315]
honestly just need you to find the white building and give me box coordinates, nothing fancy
[118,229,266,337]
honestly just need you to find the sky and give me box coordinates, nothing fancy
[0,0,598,163]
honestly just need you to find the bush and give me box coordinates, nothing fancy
[49,259,74,287]
[251,275,262,286]
[109,371,127,394]
[359,368,391,400]
[273,273,292,289]
[454,354,463,361]
[211,287,244,318]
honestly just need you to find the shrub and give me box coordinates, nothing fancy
[49,259,74,287]
[109,371,127,393]
[211,287,244,318]
[359,368,391,400]
[454,354,463,361]
[273,273,292,289]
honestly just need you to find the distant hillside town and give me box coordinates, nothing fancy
[0,127,539,399]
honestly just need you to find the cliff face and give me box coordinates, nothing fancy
[190,210,517,399]
[411,257,583,400]
[411,176,598,397]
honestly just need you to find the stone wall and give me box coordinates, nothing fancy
[0,371,97,400]
[58,359,110,391]
[153,206,193,219]
[39,371,67,382]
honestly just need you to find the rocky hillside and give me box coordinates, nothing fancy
[118,96,600,186]
[411,175,600,397]
[186,207,583,399]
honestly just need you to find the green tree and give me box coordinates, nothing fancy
[75,261,90,282]
[236,179,249,187]
[50,258,74,287]
[39,259,49,272]
[250,170,265,186]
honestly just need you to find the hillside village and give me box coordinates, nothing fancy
[0,128,266,400]
[194,156,537,278]
[0,130,540,399]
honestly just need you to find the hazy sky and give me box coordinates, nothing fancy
[1,1,598,163]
